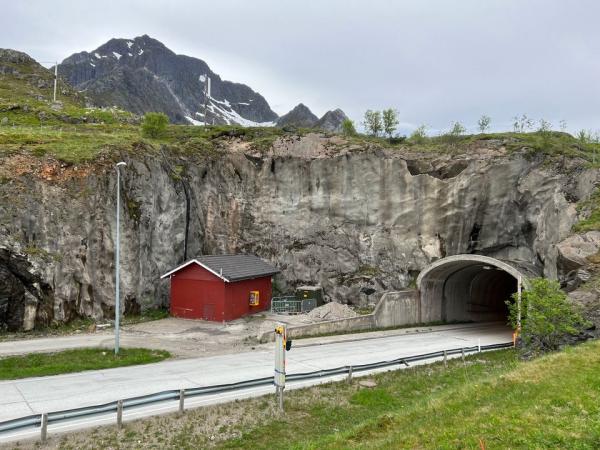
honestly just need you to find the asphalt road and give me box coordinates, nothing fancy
[0,322,511,443]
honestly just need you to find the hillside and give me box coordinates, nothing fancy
[1,49,600,332]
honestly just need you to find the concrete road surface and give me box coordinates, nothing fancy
[0,322,511,443]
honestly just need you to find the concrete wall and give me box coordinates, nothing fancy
[373,290,419,328]
[259,290,419,342]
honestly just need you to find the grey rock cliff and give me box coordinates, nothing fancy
[0,135,597,330]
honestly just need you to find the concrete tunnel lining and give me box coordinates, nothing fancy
[416,255,537,323]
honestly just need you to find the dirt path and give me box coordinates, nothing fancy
[0,314,321,358]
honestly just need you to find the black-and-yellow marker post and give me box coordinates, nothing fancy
[274,324,292,413]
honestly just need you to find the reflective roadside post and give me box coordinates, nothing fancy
[514,274,522,347]
[115,161,127,355]
[274,324,286,412]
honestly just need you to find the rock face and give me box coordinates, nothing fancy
[0,136,597,330]
[315,109,348,133]
[276,104,319,128]
[58,35,278,125]
[556,231,600,272]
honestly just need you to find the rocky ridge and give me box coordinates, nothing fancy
[58,35,278,125]
[276,104,349,132]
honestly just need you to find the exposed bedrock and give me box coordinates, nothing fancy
[0,136,597,328]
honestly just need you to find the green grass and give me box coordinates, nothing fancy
[122,308,170,325]
[573,188,600,233]
[0,347,170,380]
[0,124,143,163]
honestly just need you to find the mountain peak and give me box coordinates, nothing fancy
[276,103,319,128]
[315,109,349,133]
[58,36,278,125]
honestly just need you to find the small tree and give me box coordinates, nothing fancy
[513,114,534,133]
[559,120,567,132]
[342,118,357,136]
[578,129,592,144]
[507,278,590,353]
[409,124,428,144]
[382,108,399,139]
[141,112,169,138]
[477,115,491,133]
[537,118,552,133]
[363,110,382,136]
[449,121,466,136]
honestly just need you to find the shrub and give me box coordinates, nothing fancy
[477,115,491,133]
[342,118,357,136]
[141,112,169,138]
[408,124,428,144]
[507,278,590,353]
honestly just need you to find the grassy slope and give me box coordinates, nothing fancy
[222,342,600,449]
[45,341,600,450]
[573,188,600,233]
[0,348,170,380]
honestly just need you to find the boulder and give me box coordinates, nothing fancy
[556,231,600,273]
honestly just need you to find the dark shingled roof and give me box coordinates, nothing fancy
[196,255,279,282]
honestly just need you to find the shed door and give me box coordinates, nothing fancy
[203,304,216,321]
[171,278,222,321]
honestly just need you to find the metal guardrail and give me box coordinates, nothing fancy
[0,341,513,436]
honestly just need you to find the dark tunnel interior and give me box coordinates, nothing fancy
[442,264,517,322]
[418,258,522,323]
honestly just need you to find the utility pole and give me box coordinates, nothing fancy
[115,161,127,355]
[53,62,57,103]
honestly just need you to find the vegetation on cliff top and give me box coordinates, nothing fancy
[573,187,600,233]
[2,121,598,166]
[1,51,599,165]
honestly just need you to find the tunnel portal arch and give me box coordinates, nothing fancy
[416,255,537,323]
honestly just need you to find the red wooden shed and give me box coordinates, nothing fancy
[161,255,280,321]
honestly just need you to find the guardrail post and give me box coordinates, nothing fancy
[179,390,185,414]
[347,365,353,384]
[278,387,284,412]
[40,413,48,443]
[478,339,481,353]
[443,350,447,368]
[461,348,466,365]
[117,400,123,429]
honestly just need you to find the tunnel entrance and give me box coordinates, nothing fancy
[416,255,532,323]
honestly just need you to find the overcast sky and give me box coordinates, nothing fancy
[3,0,599,134]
